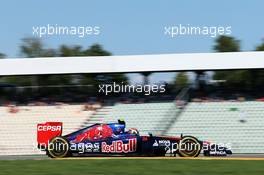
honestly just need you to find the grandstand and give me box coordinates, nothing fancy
[166,101,264,153]
[101,102,179,135]
[0,105,93,155]
[0,100,264,155]
[87,101,264,154]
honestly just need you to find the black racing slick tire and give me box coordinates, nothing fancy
[178,136,202,157]
[46,136,71,158]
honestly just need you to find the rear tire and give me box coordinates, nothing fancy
[46,137,71,158]
[178,136,201,157]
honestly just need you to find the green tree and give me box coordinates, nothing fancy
[83,44,111,56]
[0,38,128,102]
[198,36,240,91]
[19,38,71,99]
[174,72,189,89]
[212,35,254,91]
[213,35,240,52]
[58,44,111,57]
[20,38,69,85]
[256,40,264,51]
[0,76,33,86]
[0,53,6,58]
[20,38,43,57]
[20,37,57,58]
[59,45,83,57]
[213,70,251,89]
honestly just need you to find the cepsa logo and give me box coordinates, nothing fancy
[102,138,137,153]
[37,125,62,132]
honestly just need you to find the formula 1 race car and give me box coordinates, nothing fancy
[37,120,232,158]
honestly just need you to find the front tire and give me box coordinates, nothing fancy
[47,137,70,158]
[178,136,201,157]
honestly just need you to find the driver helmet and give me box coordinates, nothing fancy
[128,128,139,135]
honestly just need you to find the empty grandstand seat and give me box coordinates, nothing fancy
[0,105,93,155]
[102,102,179,135]
[166,101,264,153]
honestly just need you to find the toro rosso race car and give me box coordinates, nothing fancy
[37,120,232,158]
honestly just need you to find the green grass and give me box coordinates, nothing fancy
[0,159,263,175]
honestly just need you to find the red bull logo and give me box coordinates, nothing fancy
[102,138,137,153]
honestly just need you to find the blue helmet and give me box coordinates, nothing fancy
[108,120,126,135]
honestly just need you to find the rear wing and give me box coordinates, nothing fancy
[37,122,62,149]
